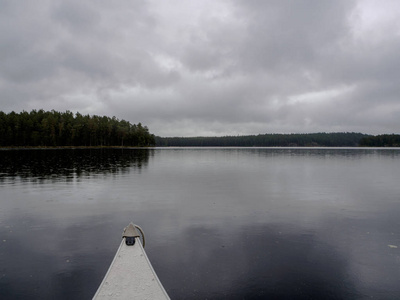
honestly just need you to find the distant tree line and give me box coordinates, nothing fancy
[0,110,155,147]
[359,134,400,147]
[156,132,370,147]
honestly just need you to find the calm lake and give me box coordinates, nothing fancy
[1,147,400,299]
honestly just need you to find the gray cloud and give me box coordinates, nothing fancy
[1,0,400,136]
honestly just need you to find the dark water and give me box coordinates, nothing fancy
[1,148,400,299]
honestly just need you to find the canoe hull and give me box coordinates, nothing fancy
[93,232,170,299]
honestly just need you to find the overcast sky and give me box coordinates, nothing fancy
[1,0,400,136]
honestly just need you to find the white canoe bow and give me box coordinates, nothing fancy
[93,223,170,300]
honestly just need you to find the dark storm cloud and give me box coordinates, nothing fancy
[1,0,399,136]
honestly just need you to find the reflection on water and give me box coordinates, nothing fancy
[0,148,151,182]
[1,148,400,299]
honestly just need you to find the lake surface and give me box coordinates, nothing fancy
[1,147,400,299]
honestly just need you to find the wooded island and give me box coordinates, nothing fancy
[0,110,155,147]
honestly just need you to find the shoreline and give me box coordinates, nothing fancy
[1,145,399,150]
[0,145,151,150]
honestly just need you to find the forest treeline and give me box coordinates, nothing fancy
[359,134,400,147]
[155,132,370,147]
[0,110,155,147]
